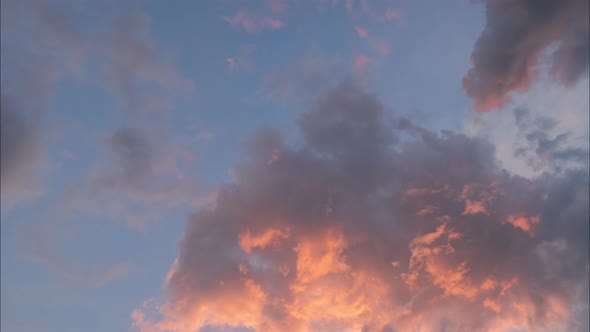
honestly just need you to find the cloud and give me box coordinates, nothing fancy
[29,222,133,287]
[226,44,256,73]
[258,53,350,105]
[504,213,540,237]
[223,10,284,33]
[133,82,589,331]
[195,130,214,142]
[316,0,404,25]
[0,2,198,224]
[266,0,288,14]
[63,126,198,229]
[103,9,194,114]
[0,0,72,208]
[353,54,372,73]
[0,95,42,202]
[370,39,393,57]
[463,78,589,178]
[355,26,368,38]
[383,8,402,22]
[1,2,194,210]
[33,251,133,287]
[463,0,590,111]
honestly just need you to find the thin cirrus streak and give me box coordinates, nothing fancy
[132,81,589,332]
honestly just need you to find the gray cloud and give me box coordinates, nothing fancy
[0,0,65,206]
[258,53,350,106]
[512,107,589,173]
[105,127,157,191]
[134,82,589,332]
[103,8,194,115]
[1,0,196,216]
[0,1,87,206]
[463,0,589,111]
[463,77,589,178]
[0,96,40,191]
[63,126,198,230]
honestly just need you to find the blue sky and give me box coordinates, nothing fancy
[1,1,588,332]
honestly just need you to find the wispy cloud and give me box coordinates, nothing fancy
[223,10,284,33]
[226,44,256,73]
[353,53,372,73]
[355,25,368,38]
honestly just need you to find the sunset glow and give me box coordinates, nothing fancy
[1,1,588,332]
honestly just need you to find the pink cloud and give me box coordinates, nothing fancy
[226,57,239,72]
[223,10,284,33]
[372,39,393,56]
[355,26,368,38]
[384,8,402,22]
[345,0,355,13]
[353,54,372,73]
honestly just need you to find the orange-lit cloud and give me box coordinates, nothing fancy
[239,228,289,254]
[133,82,589,332]
[459,182,502,216]
[504,213,540,236]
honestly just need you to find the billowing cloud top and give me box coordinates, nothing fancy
[463,0,589,111]
[1,1,587,332]
[133,82,589,332]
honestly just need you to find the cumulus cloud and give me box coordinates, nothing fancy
[133,82,589,332]
[463,0,589,111]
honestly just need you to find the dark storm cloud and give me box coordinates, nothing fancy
[133,81,589,332]
[463,0,590,111]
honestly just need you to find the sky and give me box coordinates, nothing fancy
[0,1,588,332]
